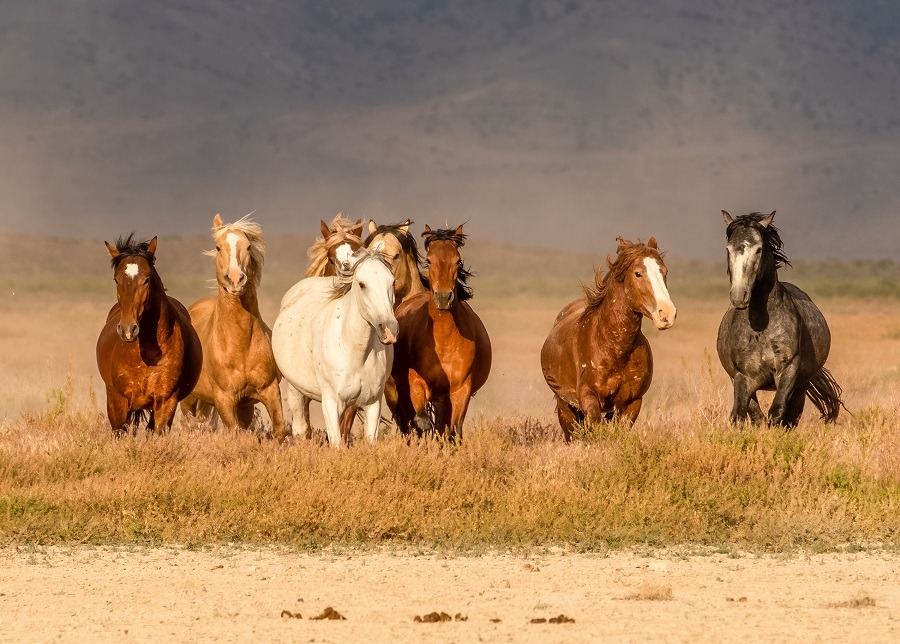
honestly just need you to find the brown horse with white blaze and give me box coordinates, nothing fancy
[180,214,287,440]
[96,235,202,432]
[541,237,676,439]
[389,225,491,441]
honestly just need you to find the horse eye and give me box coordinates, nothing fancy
[359,282,367,289]
[393,253,400,260]
[142,277,150,285]
[755,247,762,254]
[635,271,643,278]
[215,246,221,252]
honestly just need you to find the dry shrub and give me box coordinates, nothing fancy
[621,583,674,601]
[828,595,876,608]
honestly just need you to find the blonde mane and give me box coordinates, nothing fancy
[205,213,266,286]
[306,213,364,278]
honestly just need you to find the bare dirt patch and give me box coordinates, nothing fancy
[0,547,898,642]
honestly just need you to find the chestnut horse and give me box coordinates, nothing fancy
[540,237,676,439]
[96,235,202,433]
[180,214,288,440]
[389,225,492,441]
[306,213,364,277]
[364,219,427,307]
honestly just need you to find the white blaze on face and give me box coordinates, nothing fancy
[226,232,240,272]
[642,257,676,328]
[124,263,139,279]
[335,243,354,270]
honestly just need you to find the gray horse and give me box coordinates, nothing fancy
[717,211,844,426]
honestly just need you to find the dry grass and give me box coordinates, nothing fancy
[2,239,900,549]
[1,391,900,550]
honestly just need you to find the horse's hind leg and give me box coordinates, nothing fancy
[153,396,179,433]
[747,393,765,424]
[781,386,807,428]
[259,381,288,442]
[340,406,356,445]
[768,359,801,426]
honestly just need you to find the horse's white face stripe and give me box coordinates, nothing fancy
[643,257,673,311]
[124,263,139,279]
[226,232,240,273]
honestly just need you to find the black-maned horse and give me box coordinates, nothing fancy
[717,211,844,426]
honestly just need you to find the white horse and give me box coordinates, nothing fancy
[272,246,398,447]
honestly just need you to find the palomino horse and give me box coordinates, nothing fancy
[305,213,364,277]
[364,219,427,307]
[389,225,492,441]
[540,237,676,439]
[96,235,202,432]
[272,246,398,447]
[717,211,844,426]
[179,214,288,440]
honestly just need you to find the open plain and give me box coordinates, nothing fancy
[1,234,899,640]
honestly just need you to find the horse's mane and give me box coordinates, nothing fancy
[306,213,363,278]
[110,233,156,270]
[206,214,266,286]
[581,238,663,318]
[421,227,474,302]
[364,221,424,271]
[329,247,393,300]
[725,212,791,270]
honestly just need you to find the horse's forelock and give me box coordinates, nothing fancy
[725,213,791,269]
[111,233,156,270]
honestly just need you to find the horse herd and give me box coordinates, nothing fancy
[95,210,845,446]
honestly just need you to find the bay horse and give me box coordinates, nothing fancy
[717,211,844,426]
[540,237,676,439]
[179,214,288,440]
[389,225,492,441]
[364,219,427,308]
[96,235,202,433]
[305,213,364,277]
[272,246,398,447]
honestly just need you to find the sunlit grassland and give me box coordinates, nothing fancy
[1,234,899,550]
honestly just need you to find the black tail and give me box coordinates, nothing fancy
[126,410,150,430]
[805,367,844,423]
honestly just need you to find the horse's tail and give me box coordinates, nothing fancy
[126,410,150,430]
[805,366,845,423]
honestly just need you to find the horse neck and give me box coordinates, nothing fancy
[587,280,644,355]
[338,284,375,352]
[399,253,425,302]
[141,276,175,339]
[749,258,780,309]
[215,282,263,331]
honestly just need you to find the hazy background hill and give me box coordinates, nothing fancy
[1,0,899,258]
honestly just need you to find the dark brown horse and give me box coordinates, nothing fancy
[388,225,491,441]
[96,235,202,432]
[540,237,676,439]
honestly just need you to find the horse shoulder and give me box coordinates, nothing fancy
[540,300,584,403]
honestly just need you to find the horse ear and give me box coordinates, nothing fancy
[422,224,433,236]
[213,213,224,229]
[721,210,734,224]
[616,236,627,250]
[647,237,658,249]
[399,220,410,234]
[368,220,378,236]
[759,211,776,228]
[320,220,331,238]
[350,220,364,237]
[105,241,120,259]
[455,224,464,235]
[147,236,158,256]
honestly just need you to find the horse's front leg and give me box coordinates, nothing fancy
[447,381,473,443]
[286,384,311,439]
[320,392,345,448]
[106,389,130,434]
[362,399,383,444]
[730,373,759,424]
[769,358,801,426]
[619,398,642,426]
[154,395,180,433]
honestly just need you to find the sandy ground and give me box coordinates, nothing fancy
[0,547,898,642]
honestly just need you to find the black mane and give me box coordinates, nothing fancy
[725,213,791,270]
[364,221,423,269]
[421,227,474,302]
[110,233,157,270]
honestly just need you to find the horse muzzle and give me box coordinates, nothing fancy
[224,272,248,295]
[652,305,677,330]
[433,290,454,311]
[378,321,399,345]
[117,323,140,343]
[730,289,751,309]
